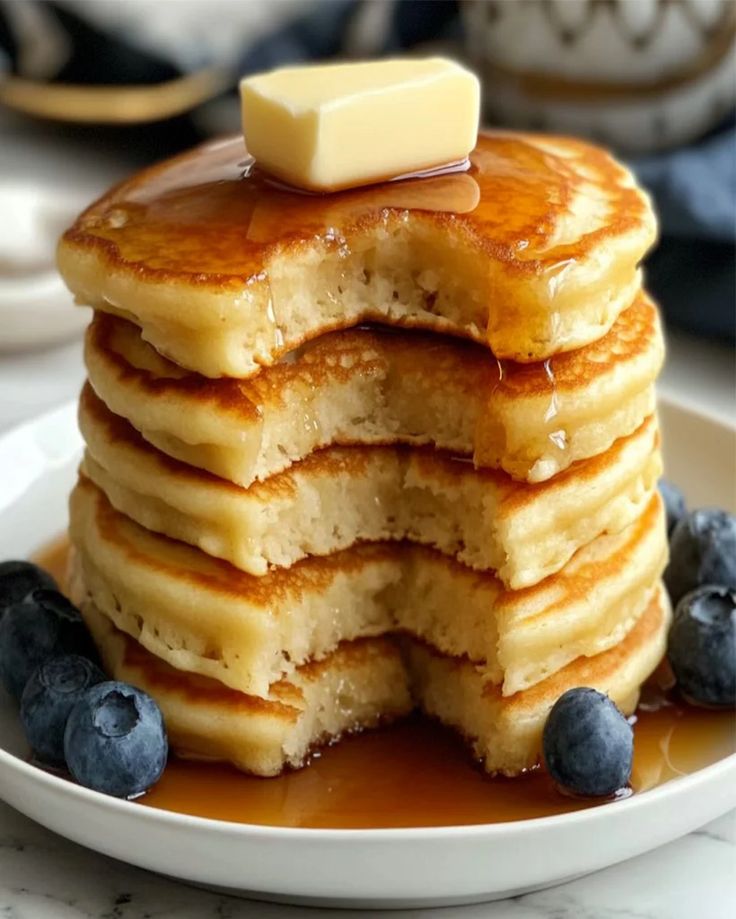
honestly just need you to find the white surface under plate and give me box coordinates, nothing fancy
[0,397,734,910]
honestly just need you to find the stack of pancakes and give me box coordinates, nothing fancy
[58,131,669,777]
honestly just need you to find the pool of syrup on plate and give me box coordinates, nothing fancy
[37,536,736,829]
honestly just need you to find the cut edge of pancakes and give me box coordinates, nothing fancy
[59,128,668,778]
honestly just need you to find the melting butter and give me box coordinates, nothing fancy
[240,58,480,193]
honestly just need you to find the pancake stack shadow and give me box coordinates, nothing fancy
[58,131,669,777]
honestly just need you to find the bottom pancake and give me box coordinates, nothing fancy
[73,579,669,778]
[405,584,670,776]
[77,593,413,778]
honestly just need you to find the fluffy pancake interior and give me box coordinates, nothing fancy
[80,384,661,587]
[84,294,663,485]
[74,584,669,778]
[77,591,412,778]
[405,584,670,776]
[69,477,667,699]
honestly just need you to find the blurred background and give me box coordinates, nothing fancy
[0,0,734,429]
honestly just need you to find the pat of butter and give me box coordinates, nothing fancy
[240,58,480,192]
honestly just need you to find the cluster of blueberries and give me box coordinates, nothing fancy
[543,482,736,798]
[0,567,167,799]
[0,479,734,804]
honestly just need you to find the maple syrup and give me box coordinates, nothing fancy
[37,534,70,586]
[66,135,576,272]
[33,537,736,829]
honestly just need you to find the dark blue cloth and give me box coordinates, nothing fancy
[631,125,735,341]
[633,125,736,244]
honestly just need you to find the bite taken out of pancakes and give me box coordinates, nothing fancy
[80,384,661,587]
[76,593,414,779]
[57,132,656,377]
[74,579,670,778]
[69,477,667,701]
[84,292,663,486]
[57,115,669,784]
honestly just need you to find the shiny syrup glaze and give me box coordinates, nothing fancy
[65,133,646,278]
[61,133,652,378]
[36,537,736,829]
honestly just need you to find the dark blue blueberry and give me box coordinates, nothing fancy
[21,655,106,765]
[64,681,168,798]
[667,585,736,708]
[658,479,687,537]
[0,562,56,615]
[665,509,736,606]
[543,688,633,797]
[0,590,97,700]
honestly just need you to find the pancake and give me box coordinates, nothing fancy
[69,477,667,698]
[78,595,412,778]
[405,584,670,777]
[74,585,669,777]
[80,385,661,588]
[57,131,656,377]
[84,294,663,485]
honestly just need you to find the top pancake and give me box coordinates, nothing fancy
[58,131,656,377]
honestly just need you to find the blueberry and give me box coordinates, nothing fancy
[658,479,687,537]
[542,688,633,797]
[64,681,168,798]
[0,590,98,700]
[665,509,736,605]
[21,655,106,765]
[0,562,56,615]
[667,585,736,707]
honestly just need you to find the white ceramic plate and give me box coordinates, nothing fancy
[0,398,734,909]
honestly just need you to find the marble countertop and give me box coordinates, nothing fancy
[0,801,733,918]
